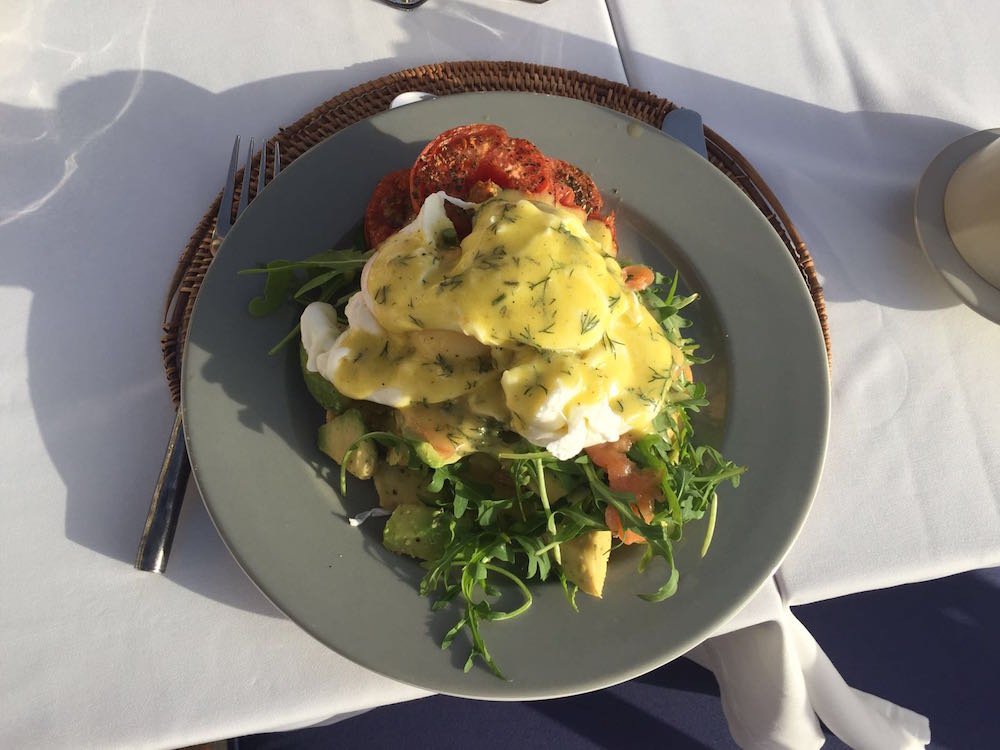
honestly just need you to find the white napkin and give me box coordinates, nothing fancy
[690,609,931,750]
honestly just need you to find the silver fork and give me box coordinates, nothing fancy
[136,136,281,572]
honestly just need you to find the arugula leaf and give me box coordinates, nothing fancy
[245,241,747,681]
[240,247,369,352]
[247,260,294,317]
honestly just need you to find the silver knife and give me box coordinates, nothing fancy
[661,107,709,159]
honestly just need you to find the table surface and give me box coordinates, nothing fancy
[605,0,1000,604]
[1,1,997,747]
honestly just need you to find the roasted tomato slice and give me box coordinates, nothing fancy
[477,137,553,197]
[410,125,558,208]
[364,168,415,249]
[409,124,509,209]
[550,158,603,217]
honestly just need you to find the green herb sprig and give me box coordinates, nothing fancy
[238,247,369,353]
[245,238,746,679]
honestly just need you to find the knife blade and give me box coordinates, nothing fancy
[661,107,709,160]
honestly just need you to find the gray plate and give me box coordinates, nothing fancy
[182,92,830,699]
[914,128,1000,324]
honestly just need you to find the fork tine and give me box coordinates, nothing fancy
[257,142,268,194]
[216,135,241,237]
[237,136,255,217]
[273,142,281,179]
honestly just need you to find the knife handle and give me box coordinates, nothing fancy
[135,409,191,572]
[661,108,709,160]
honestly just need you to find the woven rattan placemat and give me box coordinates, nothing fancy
[162,60,829,405]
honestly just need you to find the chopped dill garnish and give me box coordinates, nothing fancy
[649,366,671,383]
[580,310,600,334]
[602,332,624,356]
[518,326,539,349]
[629,387,657,405]
[488,206,518,233]
[438,275,465,293]
[528,273,550,291]
[523,381,549,397]
[434,353,454,377]
[474,246,507,270]
[489,204,519,234]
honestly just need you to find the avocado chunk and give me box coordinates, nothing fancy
[383,504,448,560]
[395,401,502,468]
[299,341,350,412]
[559,530,612,598]
[318,408,376,479]
[373,464,426,510]
[412,441,463,469]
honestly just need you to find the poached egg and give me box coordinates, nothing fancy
[300,190,685,460]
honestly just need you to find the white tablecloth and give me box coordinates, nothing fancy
[607,0,1000,604]
[2,0,993,747]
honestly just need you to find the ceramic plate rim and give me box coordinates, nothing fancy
[181,92,830,699]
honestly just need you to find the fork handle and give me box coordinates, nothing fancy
[135,409,191,572]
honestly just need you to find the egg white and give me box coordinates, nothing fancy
[359,190,477,332]
[503,376,630,460]
[300,298,409,408]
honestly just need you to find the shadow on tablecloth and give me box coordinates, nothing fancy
[0,3,975,618]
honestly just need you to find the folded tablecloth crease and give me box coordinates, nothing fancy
[691,609,931,750]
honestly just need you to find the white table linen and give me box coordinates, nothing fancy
[0,3,625,747]
[691,610,931,750]
[607,0,1000,605]
[1,0,980,747]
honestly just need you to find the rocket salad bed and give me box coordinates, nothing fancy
[242,125,745,678]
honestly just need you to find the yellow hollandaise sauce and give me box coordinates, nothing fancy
[367,196,621,350]
[300,191,686,461]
